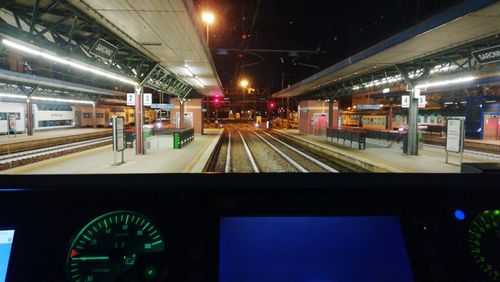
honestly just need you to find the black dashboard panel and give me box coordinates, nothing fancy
[0,174,499,282]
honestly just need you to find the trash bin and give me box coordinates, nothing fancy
[173,132,181,149]
[143,125,153,139]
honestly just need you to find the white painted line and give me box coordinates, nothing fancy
[262,131,339,173]
[225,130,232,173]
[251,130,308,173]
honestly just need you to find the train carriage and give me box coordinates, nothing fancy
[0,102,25,134]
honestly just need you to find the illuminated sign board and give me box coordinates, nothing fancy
[357,104,380,110]
[151,104,176,110]
[472,45,500,65]
[90,38,118,60]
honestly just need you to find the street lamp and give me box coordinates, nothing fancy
[239,79,249,88]
[201,11,215,45]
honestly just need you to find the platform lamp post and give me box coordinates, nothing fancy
[201,11,215,46]
[239,79,250,119]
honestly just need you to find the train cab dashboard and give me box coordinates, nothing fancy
[0,174,498,282]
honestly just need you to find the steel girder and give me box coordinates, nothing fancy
[142,65,192,98]
[0,1,153,82]
[0,79,118,103]
[299,35,500,101]
[0,0,192,96]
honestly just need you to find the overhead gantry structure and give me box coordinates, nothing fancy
[0,0,222,154]
[272,0,500,155]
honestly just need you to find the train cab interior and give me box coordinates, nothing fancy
[1,0,500,281]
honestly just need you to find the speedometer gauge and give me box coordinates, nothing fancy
[67,211,165,282]
[467,210,500,281]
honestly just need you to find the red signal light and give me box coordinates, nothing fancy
[242,33,248,40]
[237,53,244,59]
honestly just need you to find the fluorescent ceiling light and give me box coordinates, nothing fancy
[416,76,476,90]
[184,65,195,77]
[194,77,205,88]
[0,93,28,99]
[31,96,95,105]
[2,39,138,86]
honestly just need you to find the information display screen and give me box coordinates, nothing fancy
[219,217,414,282]
[0,229,14,282]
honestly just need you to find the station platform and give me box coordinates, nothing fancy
[0,128,112,154]
[273,129,499,173]
[424,134,500,154]
[2,129,223,174]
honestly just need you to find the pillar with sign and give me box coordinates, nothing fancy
[179,99,185,129]
[403,89,426,155]
[134,87,145,155]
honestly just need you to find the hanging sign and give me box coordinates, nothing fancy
[89,38,118,60]
[402,95,410,108]
[151,104,176,110]
[472,45,500,65]
[418,95,426,108]
[127,93,135,106]
[144,93,152,106]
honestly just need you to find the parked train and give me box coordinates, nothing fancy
[342,112,446,131]
[0,101,155,134]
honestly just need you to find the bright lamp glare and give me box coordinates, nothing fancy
[31,96,95,105]
[194,77,205,88]
[184,65,195,77]
[0,93,28,99]
[239,79,249,88]
[416,76,476,90]
[2,39,138,86]
[202,12,215,24]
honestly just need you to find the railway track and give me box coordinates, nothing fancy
[0,137,112,171]
[207,124,342,173]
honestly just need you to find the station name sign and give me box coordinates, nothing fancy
[472,45,500,65]
[90,38,118,60]
[357,104,380,110]
[151,103,175,110]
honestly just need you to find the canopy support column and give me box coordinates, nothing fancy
[135,86,145,155]
[92,103,96,129]
[395,64,419,155]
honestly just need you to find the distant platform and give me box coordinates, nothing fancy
[1,129,223,174]
[274,129,499,173]
[0,128,112,155]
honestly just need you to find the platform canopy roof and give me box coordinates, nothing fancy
[0,0,222,98]
[272,0,500,99]
[67,0,222,97]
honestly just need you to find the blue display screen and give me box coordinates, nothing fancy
[0,229,14,282]
[219,217,414,282]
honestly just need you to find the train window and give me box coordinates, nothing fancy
[0,113,21,120]
[37,105,73,111]
[96,113,104,118]
[83,113,92,118]
[38,120,74,128]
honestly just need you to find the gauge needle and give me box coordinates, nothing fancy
[71,256,110,261]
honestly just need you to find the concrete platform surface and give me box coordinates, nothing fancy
[275,129,499,173]
[0,128,111,145]
[2,129,223,174]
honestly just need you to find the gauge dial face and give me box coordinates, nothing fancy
[67,211,165,282]
[468,210,500,281]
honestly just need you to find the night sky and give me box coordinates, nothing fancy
[195,0,460,95]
